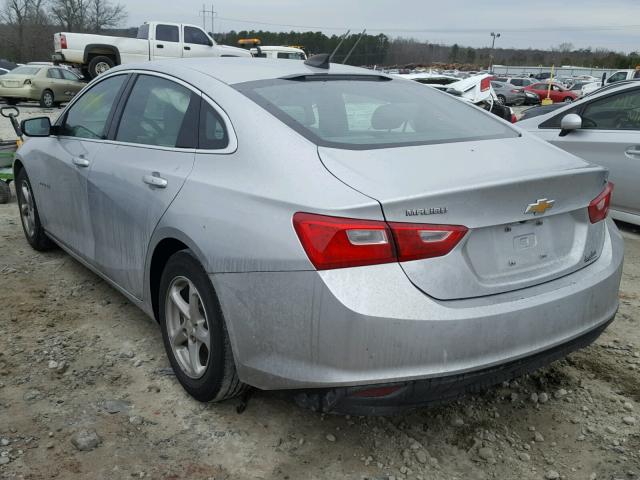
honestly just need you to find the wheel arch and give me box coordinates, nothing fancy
[83,44,121,65]
[146,228,211,322]
[13,158,24,179]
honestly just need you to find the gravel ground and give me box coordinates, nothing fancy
[1,105,639,480]
[0,105,64,142]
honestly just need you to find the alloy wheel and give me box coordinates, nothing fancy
[165,276,211,379]
[19,181,36,238]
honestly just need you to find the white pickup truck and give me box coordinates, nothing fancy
[53,21,251,79]
[605,69,640,85]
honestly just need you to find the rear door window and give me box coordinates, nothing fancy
[60,69,79,81]
[156,24,179,43]
[115,74,199,148]
[47,68,62,79]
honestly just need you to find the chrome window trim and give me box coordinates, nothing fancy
[56,69,238,154]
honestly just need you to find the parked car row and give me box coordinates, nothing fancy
[12,57,624,413]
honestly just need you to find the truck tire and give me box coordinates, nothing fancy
[88,56,115,78]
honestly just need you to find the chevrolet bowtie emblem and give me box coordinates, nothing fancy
[525,198,555,215]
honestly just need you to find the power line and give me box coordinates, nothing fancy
[214,15,640,34]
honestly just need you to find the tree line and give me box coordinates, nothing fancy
[0,0,125,63]
[2,2,640,71]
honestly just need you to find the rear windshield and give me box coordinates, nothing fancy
[234,76,518,150]
[10,66,40,75]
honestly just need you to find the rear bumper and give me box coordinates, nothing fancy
[212,218,623,391]
[0,85,38,100]
[295,314,615,414]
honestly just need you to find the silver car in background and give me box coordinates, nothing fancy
[491,81,526,105]
[519,81,640,226]
[14,58,623,414]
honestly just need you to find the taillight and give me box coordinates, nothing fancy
[480,77,491,92]
[588,182,614,223]
[511,113,518,123]
[60,34,67,49]
[389,222,468,262]
[293,212,467,270]
[292,213,395,270]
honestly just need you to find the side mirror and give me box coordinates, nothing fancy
[559,113,582,137]
[21,117,52,137]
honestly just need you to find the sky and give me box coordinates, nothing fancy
[125,0,640,53]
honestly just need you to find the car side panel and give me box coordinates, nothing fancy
[542,129,640,218]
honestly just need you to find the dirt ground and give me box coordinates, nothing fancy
[0,184,639,480]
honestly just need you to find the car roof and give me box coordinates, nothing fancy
[111,57,385,85]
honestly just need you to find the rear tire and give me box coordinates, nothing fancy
[88,56,115,79]
[563,97,574,103]
[39,89,55,108]
[0,180,10,204]
[15,169,55,251]
[159,250,246,402]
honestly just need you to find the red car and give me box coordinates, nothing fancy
[524,82,578,103]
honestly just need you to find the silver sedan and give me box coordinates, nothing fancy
[14,58,623,413]
[518,81,640,227]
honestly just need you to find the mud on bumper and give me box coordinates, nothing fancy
[294,315,615,415]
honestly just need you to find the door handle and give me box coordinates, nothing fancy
[625,147,640,156]
[72,157,90,167]
[184,46,191,51]
[157,44,164,49]
[143,173,168,188]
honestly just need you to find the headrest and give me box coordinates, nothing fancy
[371,103,406,130]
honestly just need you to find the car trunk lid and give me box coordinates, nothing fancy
[318,136,609,300]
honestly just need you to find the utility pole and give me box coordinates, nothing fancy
[489,32,501,72]
[200,4,217,35]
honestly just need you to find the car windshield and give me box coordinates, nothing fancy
[234,76,518,149]
[10,66,40,75]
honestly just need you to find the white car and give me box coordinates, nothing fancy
[250,46,306,60]
[518,81,640,226]
[53,21,251,78]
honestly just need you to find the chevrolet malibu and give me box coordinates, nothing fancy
[14,58,623,414]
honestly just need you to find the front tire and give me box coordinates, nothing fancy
[88,56,115,79]
[159,250,246,402]
[563,97,574,103]
[40,89,55,108]
[15,169,55,251]
[496,94,506,105]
